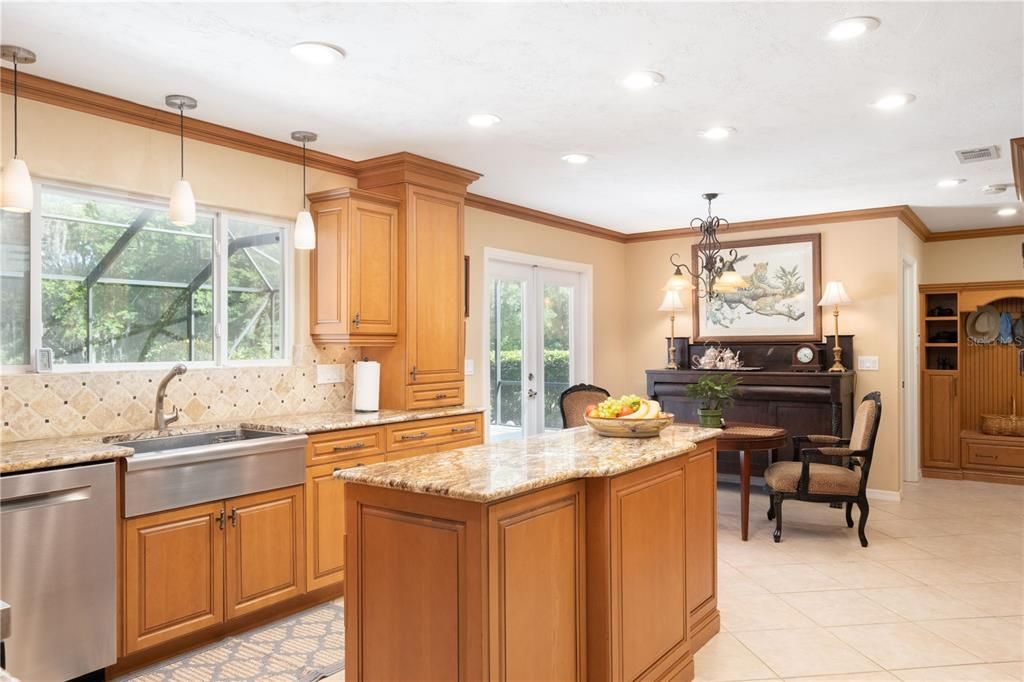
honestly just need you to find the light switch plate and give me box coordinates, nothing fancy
[464,358,474,376]
[316,363,346,384]
[857,356,879,371]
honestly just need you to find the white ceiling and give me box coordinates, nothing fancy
[3,2,1022,234]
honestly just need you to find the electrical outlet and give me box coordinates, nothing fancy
[857,356,879,371]
[316,363,346,384]
[465,358,475,376]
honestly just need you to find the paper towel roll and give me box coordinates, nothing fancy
[353,360,381,412]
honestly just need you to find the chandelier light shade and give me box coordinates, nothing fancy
[165,94,197,226]
[291,131,318,250]
[1,45,37,213]
[666,193,741,299]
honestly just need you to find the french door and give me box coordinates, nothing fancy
[487,255,589,441]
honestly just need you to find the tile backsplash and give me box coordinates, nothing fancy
[1,344,359,441]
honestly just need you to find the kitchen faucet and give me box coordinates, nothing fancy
[154,364,187,430]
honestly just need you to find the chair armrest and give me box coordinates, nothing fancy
[797,447,863,494]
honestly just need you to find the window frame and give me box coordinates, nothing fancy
[0,179,294,374]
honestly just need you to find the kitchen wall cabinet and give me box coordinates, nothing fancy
[123,502,225,654]
[225,486,305,619]
[309,188,400,346]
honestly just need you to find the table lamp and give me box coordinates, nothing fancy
[817,281,852,372]
[658,289,686,369]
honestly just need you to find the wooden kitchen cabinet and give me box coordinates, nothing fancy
[305,454,386,592]
[309,188,400,346]
[224,486,305,619]
[123,501,225,654]
[922,372,960,472]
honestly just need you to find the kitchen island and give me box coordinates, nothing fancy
[335,424,721,681]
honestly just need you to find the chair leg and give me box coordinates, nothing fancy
[767,495,776,521]
[845,501,854,528]
[856,496,870,547]
[772,494,784,543]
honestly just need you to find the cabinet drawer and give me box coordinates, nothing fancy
[307,426,386,466]
[386,414,483,453]
[965,441,1024,470]
[405,382,464,409]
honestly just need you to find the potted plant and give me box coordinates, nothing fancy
[685,374,740,427]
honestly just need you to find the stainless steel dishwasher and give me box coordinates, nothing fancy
[1,461,117,681]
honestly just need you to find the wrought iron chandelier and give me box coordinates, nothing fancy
[664,193,747,299]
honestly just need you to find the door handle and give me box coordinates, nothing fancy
[0,485,91,514]
[528,389,537,398]
[410,366,417,381]
[230,507,238,527]
[217,509,226,530]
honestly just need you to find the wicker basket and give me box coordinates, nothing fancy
[981,397,1024,437]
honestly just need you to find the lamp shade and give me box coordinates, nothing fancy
[818,280,852,306]
[1,158,33,212]
[294,210,316,250]
[715,268,748,291]
[658,289,685,312]
[169,179,196,226]
[663,271,692,292]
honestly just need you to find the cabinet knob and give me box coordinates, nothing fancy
[353,312,361,328]
[435,393,448,399]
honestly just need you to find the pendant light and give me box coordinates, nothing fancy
[165,94,197,226]
[1,45,37,213]
[291,131,317,250]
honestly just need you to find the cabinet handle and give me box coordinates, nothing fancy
[974,453,997,460]
[333,442,366,452]
[353,312,361,328]
[217,509,226,530]
[435,393,449,399]
[230,507,238,527]
[450,425,475,434]
[400,431,429,441]
[410,366,417,381]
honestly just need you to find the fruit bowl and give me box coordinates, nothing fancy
[584,414,674,438]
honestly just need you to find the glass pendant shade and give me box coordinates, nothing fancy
[169,179,196,226]
[294,210,316,250]
[663,270,692,292]
[716,268,748,291]
[1,158,33,212]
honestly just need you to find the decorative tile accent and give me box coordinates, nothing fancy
[0,345,358,442]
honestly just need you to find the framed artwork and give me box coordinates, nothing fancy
[692,233,821,342]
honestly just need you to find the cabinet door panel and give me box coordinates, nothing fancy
[922,373,959,469]
[225,485,305,618]
[124,502,225,654]
[306,455,387,591]
[311,203,348,334]
[685,445,717,635]
[406,187,464,385]
[350,199,399,336]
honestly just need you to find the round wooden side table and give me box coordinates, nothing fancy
[716,423,789,541]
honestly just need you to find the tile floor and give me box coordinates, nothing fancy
[701,478,1024,682]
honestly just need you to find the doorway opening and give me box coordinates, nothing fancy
[902,256,921,482]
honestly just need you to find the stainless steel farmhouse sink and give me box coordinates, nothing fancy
[112,429,308,517]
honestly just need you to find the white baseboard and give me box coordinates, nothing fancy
[867,488,902,502]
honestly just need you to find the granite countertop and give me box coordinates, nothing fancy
[334,424,721,502]
[1,406,485,474]
[242,405,484,434]
[1,436,134,474]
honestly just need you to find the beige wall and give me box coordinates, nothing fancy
[920,233,1023,284]
[624,219,905,492]
[1,96,359,441]
[463,208,628,408]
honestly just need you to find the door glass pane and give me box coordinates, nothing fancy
[543,283,573,430]
[0,210,31,365]
[489,278,525,441]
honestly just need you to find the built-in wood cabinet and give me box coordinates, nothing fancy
[309,188,400,346]
[123,502,226,654]
[123,488,304,655]
[225,486,305,619]
[922,372,960,472]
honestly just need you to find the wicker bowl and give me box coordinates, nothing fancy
[980,414,1024,437]
[584,414,674,438]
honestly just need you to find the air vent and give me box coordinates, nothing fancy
[955,145,999,163]
[981,184,1009,195]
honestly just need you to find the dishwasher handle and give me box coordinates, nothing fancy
[0,485,91,514]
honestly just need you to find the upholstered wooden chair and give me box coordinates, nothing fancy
[764,392,882,547]
[559,383,611,428]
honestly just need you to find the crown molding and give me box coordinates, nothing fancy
[306,187,402,207]
[925,224,1024,242]
[356,152,482,195]
[1,67,360,178]
[895,206,932,242]
[1012,137,1024,202]
[464,194,627,243]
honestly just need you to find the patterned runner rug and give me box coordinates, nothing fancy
[118,602,345,682]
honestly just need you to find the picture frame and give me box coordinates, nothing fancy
[691,233,821,342]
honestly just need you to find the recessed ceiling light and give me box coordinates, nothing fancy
[290,41,346,65]
[872,93,916,110]
[621,71,665,90]
[827,16,881,41]
[467,113,501,128]
[561,153,592,164]
[936,178,966,188]
[997,207,1019,217]
[699,127,736,140]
